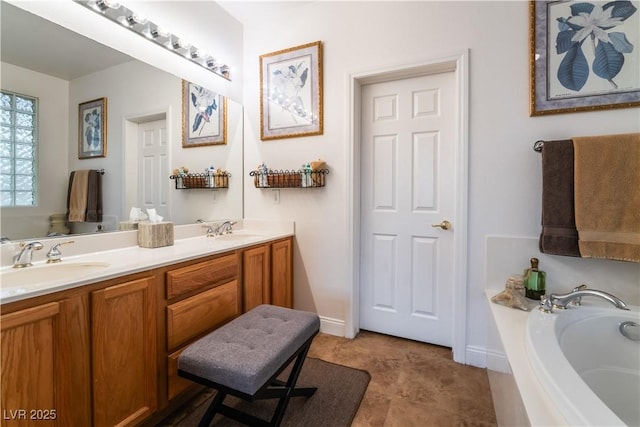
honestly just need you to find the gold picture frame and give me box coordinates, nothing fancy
[182,80,227,147]
[78,97,107,159]
[260,41,323,140]
[530,0,640,116]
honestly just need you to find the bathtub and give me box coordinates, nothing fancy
[526,303,640,426]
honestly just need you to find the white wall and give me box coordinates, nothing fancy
[1,63,69,239]
[241,1,640,364]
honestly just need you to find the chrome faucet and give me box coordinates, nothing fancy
[13,241,44,268]
[46,240,75,263]
[539,286,630,313]
[202,224,215,237]
[215,220,236,235]
[200,220,237,237]
[197,220,216,237]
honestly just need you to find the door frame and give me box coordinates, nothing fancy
[346,50,469,364]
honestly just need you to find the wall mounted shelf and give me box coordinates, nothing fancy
[249,169,329,189]
[170,173,230,189]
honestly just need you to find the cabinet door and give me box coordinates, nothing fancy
[242,245,270,311]
[271,238,293,308]
[91,277,157,427]
[1,298,91,427]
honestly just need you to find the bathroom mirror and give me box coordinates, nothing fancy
[0,2,243,241]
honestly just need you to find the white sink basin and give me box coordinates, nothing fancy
[213,233,264,241]
[1,261,110,288]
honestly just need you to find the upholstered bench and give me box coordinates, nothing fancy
[178,304,320,427]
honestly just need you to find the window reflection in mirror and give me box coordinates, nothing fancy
[0,2,243,242]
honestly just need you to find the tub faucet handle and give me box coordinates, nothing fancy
[539,295,554,313]
[569,284,588,306]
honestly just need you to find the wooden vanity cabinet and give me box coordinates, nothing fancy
[0,297,91,426]
[0,237,293,426]
[242,237,293,311]
[163,253,241,402]
[91,276,157,427]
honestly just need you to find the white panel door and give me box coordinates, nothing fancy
[360,72,455,347]
[138,120,168,219]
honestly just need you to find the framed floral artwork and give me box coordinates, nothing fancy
[530,0,640,116]
[260,41,323,140]
[182,80,227,147]
[78,97,107,158]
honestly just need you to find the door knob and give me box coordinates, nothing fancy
[431,220,451,230]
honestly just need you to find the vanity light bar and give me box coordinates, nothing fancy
[74,0,231,80]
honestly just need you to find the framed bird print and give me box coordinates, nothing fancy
[260,41,323,140]
[182,80,227,147]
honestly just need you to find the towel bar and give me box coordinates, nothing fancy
[533,140,544,152]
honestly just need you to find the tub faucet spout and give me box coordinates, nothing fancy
[540,287,630,313]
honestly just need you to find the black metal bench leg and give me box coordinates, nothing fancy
[269,342,315,427]
[197,389,226,427]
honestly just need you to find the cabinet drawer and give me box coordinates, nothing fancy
[167,347,194,400]
[166,254,238,299]
[166,280,239,351]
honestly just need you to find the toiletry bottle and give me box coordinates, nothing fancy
[208,166,216,188]
[524,257,546,300]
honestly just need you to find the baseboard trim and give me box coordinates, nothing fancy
[319,315,345,336]
[486,348,511,373]
[465,345,488,368]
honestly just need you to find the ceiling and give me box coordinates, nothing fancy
[217,1,315,25]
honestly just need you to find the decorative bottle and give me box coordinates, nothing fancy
[524,257,546,300]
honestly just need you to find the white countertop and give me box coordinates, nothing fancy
[0,220,293,304]
[486,290,568,427]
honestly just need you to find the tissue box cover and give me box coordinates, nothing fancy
[138,221,174,248]
[119,221,139,231]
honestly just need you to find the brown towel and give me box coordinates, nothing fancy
[539,140,581,257]
[573,133,640,262]
[66,170,103,223]
[67,170,89,222]
[85,170,103,222]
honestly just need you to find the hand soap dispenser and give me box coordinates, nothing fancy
[524,257,546,300]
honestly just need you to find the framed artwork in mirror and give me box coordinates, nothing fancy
[530,0,640,116]
[78,97,107,158]
[260,41,323,140]
[182,80,227,147]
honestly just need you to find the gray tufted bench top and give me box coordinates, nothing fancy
[178,304,320,396]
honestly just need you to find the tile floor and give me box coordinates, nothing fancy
[307,331,498,427]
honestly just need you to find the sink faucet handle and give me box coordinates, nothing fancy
[46,240,75,263]
[201,224,215,236]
